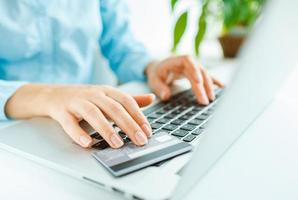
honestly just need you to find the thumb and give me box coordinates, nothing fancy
[133,93,155,107]
[150,77,171,101]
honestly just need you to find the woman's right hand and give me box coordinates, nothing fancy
[5,84,155,148]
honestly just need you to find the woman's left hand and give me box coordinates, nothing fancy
[145,55,224,105]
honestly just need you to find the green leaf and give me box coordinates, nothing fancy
[171,0,179,12]
[194,3,208,56]
[222,0,266,32]
[172,11,188,53]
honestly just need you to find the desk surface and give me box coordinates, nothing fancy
[1,62,298,200]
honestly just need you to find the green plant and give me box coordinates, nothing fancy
[171,0,266,56]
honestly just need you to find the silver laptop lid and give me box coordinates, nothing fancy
[173,0,298,199]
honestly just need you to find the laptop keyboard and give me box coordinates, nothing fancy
[91,88,223,150]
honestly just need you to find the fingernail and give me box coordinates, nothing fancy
[149,93,156,101]
[210,92,215,101]
[79,135,92,147]
[135,131,148,145]
[199,91,209,105]
[198,84,209,105]
[142,123,152,137]
[202,95,209,105]
[110,134,124,148]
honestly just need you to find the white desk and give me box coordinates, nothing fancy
[1,63,298,200]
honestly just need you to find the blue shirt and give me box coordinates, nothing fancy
[0,0,152,120]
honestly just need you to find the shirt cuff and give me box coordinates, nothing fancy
[0,81,28,120]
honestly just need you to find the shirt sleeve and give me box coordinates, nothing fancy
[99,0,152,83]
[0,80,27,120]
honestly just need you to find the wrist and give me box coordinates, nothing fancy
[5,84,56,119]
[144,60,159,78]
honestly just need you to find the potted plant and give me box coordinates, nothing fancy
[171,0,266,58]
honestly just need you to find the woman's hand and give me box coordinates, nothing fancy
[146,55,224,105]
[5,84,155,148]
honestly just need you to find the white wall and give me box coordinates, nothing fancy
[126,0,223,59]
[126,0,172,57]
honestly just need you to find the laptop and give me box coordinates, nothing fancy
[0,0,297,199]
[79,87,223,177]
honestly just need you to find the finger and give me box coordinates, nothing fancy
[177,58,209,104]
[58,112,92,148]
[161,56,201,84]
[201,68,215,101]
[165,72,175,85]
[133,94,155,107]
[149,76,171,101]
[212,77,224,88]
[91,96,148,146]
[191,81,209,105]
[180,56,203,83]
[100,93,154,120]
[75,101,124,148]
[103,88,153,137]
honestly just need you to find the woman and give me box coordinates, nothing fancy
[0,0,223,149]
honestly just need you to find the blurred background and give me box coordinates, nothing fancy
[101,0,265,85]
[127,0,221,59]
[127,0,264,60]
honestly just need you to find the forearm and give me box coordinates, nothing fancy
[5,84,53,119]
[6,83,154,148]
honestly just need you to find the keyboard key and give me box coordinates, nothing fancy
[163,105,175,111]
[172,129,189,137]
[171,91,184,99]
[200,124,207,129]
[192,107,203,112]
[171,110,182,115]
[171,92,182,99]
[156,109,167,115]
[185,90,192,95]
[164,113,176,119]
[118,131,126,138]
[90,132,103,140]
[181,124,196,131]
[156,118,169,124]
[205,109,213,115]
[183,134,196,142]
[143,103,165,115]
[192,128,204,135]
[196,115,208,120]
[123,137,131,143]
[186,93,193,98]
[188,119,204,126]
[92,141,109,150]
[184,101,193,107]
[153,130,169,135]
[171,119,184,125]
[186,110,197,116]
[208,107,215,112]
[148,117,155,123]
[148,113,162,119]
[179,106,189,111]
[179,114,191,121]
[201,112,209,116]
[151,123,163,129]
[170,102,179,107]
[162,124,178,131]
[175,99,184,105]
